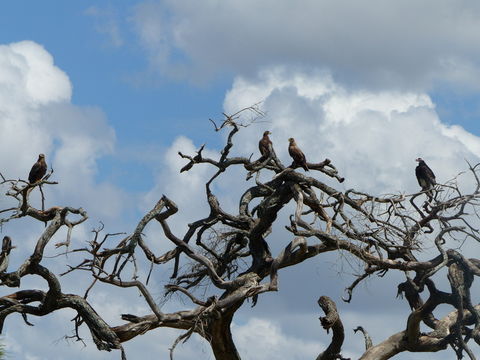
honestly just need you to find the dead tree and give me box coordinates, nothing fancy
[1,107,480,359]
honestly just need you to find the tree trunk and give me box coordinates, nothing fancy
[208,306,242,360]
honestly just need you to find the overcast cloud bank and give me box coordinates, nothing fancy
[131,0,480,91]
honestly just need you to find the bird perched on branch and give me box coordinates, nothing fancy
[288,138,308,171]
[258,131,272,159]
[415,158,436,191]
[28,154,47,184]
[0,236,14,273]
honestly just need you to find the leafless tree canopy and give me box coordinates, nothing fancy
[2,107,480,359]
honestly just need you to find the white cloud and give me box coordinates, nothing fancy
[233,318,322,360]
[142,136,219,232]
[0,41,71,105]
[224,67,480,194]
[0,40,124,220]
[131,0,480,90]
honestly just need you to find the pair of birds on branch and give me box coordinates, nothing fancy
[259,131,308,171]
[260,131,437,193]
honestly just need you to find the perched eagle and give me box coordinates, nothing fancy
[28,154,47,184]
[259,131,272,159]
[288,138,308,171]
[415,158,436,191]
[0,236,13,273]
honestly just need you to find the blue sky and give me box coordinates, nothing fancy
[1,1,480,359]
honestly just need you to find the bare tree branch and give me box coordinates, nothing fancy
[2,109,480,360]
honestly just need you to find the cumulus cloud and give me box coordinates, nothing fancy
[232,318,323,360]
[224,67,480,194]
[0,41,71,104]
[142,136,219,233]
[0,40,124,220]
[130,0,480,90]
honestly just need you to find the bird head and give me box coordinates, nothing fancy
[288,137,295,144]
[38,154,45,159]
[263,131,271,136]
[415,157,423,163]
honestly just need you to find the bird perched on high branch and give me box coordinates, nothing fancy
[0,236,14,273]
[28,154,47,184]
[258,131,272,160]
[288,138,308,171]
[415,158,436,191]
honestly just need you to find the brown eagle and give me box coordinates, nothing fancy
[28,154,47,184]
[288,138,308,171]
[415,158,436,191]
[259,131,272,159]
[0,236,14,273]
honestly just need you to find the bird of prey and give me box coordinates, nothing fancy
[28,154,47,184]
[259,131,272,159]
[0,236,14,273]
[415,158,436,191]
[288,138,308,171]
